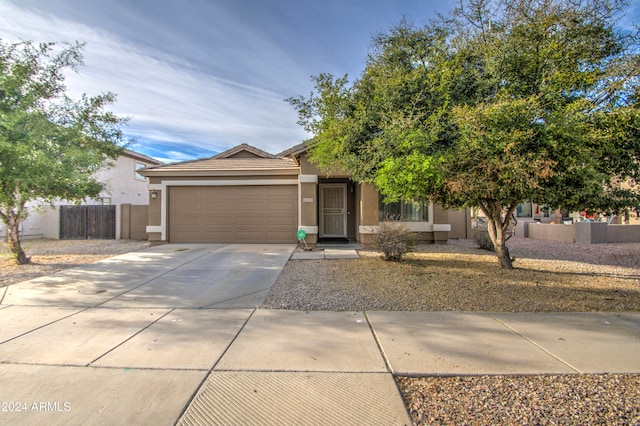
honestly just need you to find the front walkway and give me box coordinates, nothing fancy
[291,248,360,259]
[290,242,361,259]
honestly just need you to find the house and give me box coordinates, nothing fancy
[88,148,163,207]
[139,143,454,246]
[0,149,162,241]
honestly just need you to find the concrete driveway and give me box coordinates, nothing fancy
[0,244,303,425]
[1,243,294,309]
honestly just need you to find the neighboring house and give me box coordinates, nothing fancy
[0,149,162,241]
[472,187,640,243]
[140,143,454,246]
[88,148,163,206]
[473,201,565,238]
[609,177,640,225]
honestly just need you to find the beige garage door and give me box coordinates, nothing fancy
[169,186,297,243]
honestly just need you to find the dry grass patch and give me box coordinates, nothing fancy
[264,250,640,312]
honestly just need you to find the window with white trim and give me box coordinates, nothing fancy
[379,197,429,222]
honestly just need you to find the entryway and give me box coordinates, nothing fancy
[319,184,347,240]
[319,181,357,243]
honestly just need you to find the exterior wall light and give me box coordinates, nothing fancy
[150,190,158,199]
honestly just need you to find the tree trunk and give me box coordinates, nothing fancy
[494,238,513,269]
[5,212,30,265]
[482,202,514,270]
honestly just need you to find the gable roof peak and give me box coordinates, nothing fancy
[278,139,315,158]
[212,143,277,159]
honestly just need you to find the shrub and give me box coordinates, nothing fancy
[375,220,415,261]
[473,230,494,251]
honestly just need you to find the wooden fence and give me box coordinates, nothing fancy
[59,205,116,240]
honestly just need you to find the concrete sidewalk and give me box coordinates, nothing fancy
[1,307,638,425]
[0,244,638,425]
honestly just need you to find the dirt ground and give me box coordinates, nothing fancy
[264,239,640,312]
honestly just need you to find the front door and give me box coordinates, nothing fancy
[319,184,347,238]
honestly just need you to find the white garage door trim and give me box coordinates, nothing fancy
[147,179,298,241]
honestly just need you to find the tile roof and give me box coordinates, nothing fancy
[139,157,299,177]
[138,143,303,177]
[278,141,309,158]
[212,143,277,159]
[122,148,163,165]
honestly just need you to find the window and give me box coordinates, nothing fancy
[516,201,533,218]
[97,197,111,205]
[379,197,429,222]
[135,161,147,181]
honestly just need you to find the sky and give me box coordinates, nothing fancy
[1,0,639,163]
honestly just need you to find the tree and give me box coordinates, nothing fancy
[0,40,127,264]
[289,0,640,269]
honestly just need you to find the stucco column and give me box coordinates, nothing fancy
[358,183,379,247]
[359,184,379,226]
[298,175,318,245]
[432,204,451,244]
[146,182,164,243]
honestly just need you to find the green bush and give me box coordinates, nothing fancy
[375,220,415,261]
[473,230,494,251]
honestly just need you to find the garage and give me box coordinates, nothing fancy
[168,185,298,243]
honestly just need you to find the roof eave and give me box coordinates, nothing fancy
[278,141,311,158]
[139,168,301,178]
[121,149,163,165]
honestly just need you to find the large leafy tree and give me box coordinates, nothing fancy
[289,0,640,269]
[0,40,127,264]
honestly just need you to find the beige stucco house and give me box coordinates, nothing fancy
[140,143,455,246]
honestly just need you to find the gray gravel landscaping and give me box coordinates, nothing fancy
[398,374,640,425]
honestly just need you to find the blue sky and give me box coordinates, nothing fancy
[1,0,638,163]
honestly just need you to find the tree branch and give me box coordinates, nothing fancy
[504,202,519,242]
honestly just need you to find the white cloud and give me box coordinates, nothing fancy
[0,1,310,159]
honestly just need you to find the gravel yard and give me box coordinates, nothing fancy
[398,374,640,425]
[263,238,640,312]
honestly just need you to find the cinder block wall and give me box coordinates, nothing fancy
[575,222,607,244]
[528,223,576,243]
[527,222,640,244]
[607,224,640,243]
